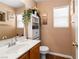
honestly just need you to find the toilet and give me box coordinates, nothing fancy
[40,46,49,59]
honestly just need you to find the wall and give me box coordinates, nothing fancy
[15,6,26,14]
[37,0,72,55]
[0,3,16,40]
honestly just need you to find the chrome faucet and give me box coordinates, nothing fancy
[15,36,18,42]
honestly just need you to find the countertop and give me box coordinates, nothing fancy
[0,37,40,59]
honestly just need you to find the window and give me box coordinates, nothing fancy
[17,14,24,28]
[53,6,69,28]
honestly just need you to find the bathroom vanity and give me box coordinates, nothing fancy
[0,38,40,59]
[17,14,40,59]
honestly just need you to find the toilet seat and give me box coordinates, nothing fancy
[40,46,49,54]
[40,46,49,59]
[40,46,49,51]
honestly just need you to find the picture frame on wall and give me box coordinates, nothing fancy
[0,10,7,22]
[42,16,47,25]
[7,11,15,21]
[42,13,48,25]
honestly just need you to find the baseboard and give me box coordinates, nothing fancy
[48,51,73,59]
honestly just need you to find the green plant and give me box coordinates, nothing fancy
[22,9,34,39]
[22,9,32,24]
[22,8,39,24]
[22,8,39,39]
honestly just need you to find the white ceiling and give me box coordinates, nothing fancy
[34,0,48,2]
[0,0,25,8]
[0,0,47,8]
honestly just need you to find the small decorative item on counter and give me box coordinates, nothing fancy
[22,9,32,39]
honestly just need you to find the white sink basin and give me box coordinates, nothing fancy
[0,45,8,54]
[6,43,28,54]
[0,40,33,54]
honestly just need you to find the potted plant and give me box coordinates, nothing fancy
[22,8,39,39]
[22,9,32,39]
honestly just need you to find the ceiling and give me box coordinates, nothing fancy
[0,0,25,8]
[0,0,47,8]
[34,0,48,2]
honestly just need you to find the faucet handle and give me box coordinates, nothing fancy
[8,43,11,47]
[15,36,17,41]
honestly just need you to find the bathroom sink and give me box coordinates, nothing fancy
[0,40,36,54]
[0,45,8,54]
[16,39,33,45]
[6,43,28,54]
[5,40,33,54]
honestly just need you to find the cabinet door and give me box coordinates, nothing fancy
[26,52,30,59]
[30,43,40,59]
[18,51,30,59]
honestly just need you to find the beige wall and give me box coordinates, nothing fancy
[15,6,26,14]
[0,3,16,40]
[37,0,72,55]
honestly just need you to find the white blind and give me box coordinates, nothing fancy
[53,6,69,28]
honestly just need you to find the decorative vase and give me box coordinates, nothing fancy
[24,23,28,39]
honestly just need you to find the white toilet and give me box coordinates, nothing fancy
[40,46,49,59]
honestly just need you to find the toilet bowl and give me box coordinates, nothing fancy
[40,46,49,59]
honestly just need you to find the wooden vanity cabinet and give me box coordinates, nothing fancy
[30,43,40,59]
[18,51,30,59]
[18,43,40,59]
